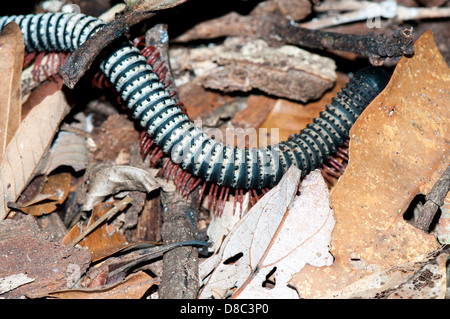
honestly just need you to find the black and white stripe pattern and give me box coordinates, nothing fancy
[0,13,390,189]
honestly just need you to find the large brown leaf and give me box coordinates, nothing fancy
[291,30,449,298]
[0,22,24,160]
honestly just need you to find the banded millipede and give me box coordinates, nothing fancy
[0,13,390,191]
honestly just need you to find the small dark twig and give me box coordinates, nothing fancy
[175,13,415,65]
[416,165,450,232]
[273,21,414,65]
[107,240,209,280]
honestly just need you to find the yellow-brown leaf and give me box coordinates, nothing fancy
[291,30,449,298]
[0,22,24,160]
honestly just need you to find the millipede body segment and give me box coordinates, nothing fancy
[0,13,391,190]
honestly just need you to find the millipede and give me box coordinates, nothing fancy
[0,12,391,211]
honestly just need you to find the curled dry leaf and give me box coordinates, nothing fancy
[0,90,70,221]
[198,167,335,299]
[0,22,23,160]
[291,30,449,299]
[82,164,175,212]
[35,130,89,176]
[12,172,71,216]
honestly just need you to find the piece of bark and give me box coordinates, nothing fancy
[159,189,200,299]
[259,71,349,144]
[71,0,115,17]
[417,0,448,6]
[200,37,336,102]
[0,215,91,298]
[36,212,68,242]
[91,114,139,163]
[250,0,312,21]
[174,12,414,65]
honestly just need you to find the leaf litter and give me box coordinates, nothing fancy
[0,0,448,300]
[199,167,335,299]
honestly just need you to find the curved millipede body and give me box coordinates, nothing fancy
[0,13,391,189]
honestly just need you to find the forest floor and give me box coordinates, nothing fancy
[0,0,449,301]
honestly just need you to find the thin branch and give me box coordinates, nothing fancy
[159,188,201,299]
[416,165,450,232]
[174,12,415,65]
[275,22,414,65]
[59,9,155,89]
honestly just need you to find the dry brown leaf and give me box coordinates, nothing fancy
[291,30,449,299]
[35,130,88,176]
[0,22,24,159]
[82,164,175,212]
[62,202,129,262]
[0,90,70,221]
[29,271,157,299]
[12,172,71,216]
[199,167,335,299]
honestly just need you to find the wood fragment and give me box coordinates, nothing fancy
[174,12,415,65]
[0,215,91,298]
[159,188,201,299]
[144,23,181,102]
[60,9,155,88]
[200,37,336,102]
[60,0,190,88]
[416,165,450,232]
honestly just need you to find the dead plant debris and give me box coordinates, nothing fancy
[0,0,448,302]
